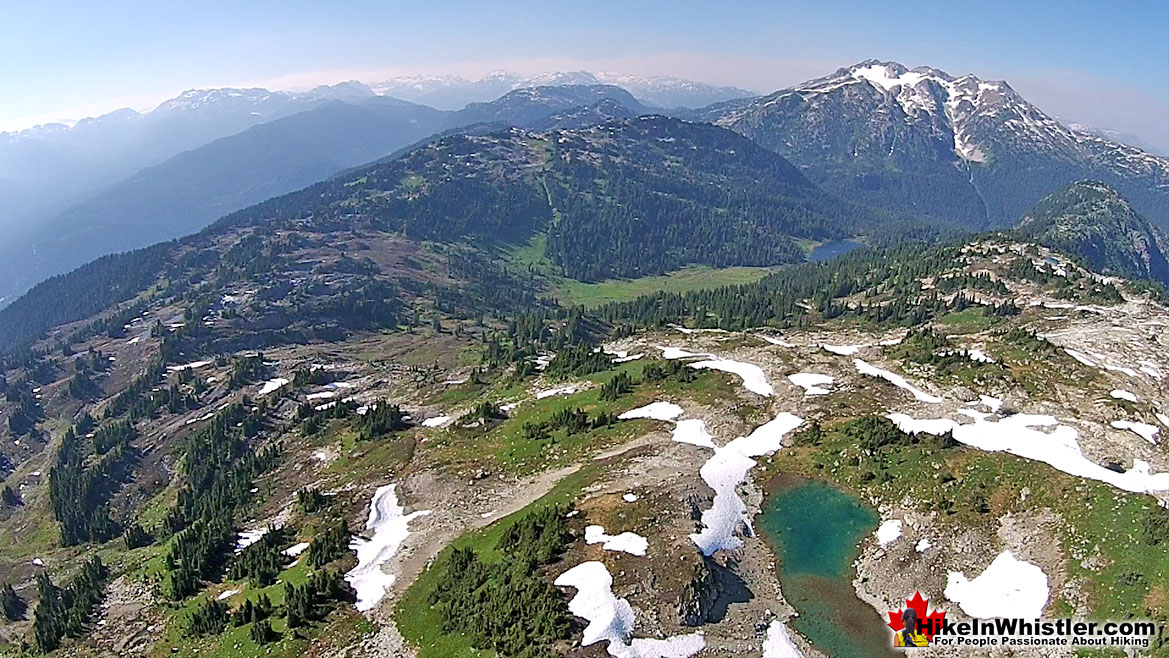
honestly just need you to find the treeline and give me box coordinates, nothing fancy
[0,242,173,352]
[596,242,1019,331]
[430,504,574,657]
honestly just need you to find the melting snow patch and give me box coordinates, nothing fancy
[554,561,705,658]
[672,419,716,449]
[235,528,269,553]
[977,395,1003,413]
[822,343,864,356]
[615,353,644,363]
[585,525,649,556]
[623,493,639,503]
[876,519,902,546]
[619,402,684,421]
[346,484,431,612]
[759,335,796,347]
[1111,389,1138,402]
[168,360,212,372]
[1112,420,1159,444]
[257,378,290,397]
[692,413,803,556]
[916,538,933,552]
[888,411,1169,494]
[855,359,943,403]
[536,385,578,399]
[967,348,994,363]
[787,373,834,396]
[659,346,708,360]
[217,589,241,601]
[1157,413,1169,428]
[283,542,310,557]
[763,620,806,658]
[306,391,336,400]
[1065,349,1097,367]
[421,415,451,428]
[945,551,1049,619]
[689,359,773,396]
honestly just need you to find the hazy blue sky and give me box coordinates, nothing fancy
[3,0,1167,149]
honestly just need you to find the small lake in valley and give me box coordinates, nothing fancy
[807,240,865,262]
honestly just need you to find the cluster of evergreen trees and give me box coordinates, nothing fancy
[32,557,107,653]
[48,415,137,546]
[522,407,616,442]
[227,527,290,586]
[430,505,574,658]
[306,519,350,568]
[355,401,409,440]
[1,583,25,621]
[284,570,353,628]
[162,404,280,599]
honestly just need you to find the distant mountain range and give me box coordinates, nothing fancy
[1,61,1166,311]
[371,70,755,110]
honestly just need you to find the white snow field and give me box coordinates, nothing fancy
[915,538,933,552]
[763,620,806,658]
[787,373,834,396]
[622,493,639,503]
[854,359,943,403]
[536,385,579,399]
[688,359,774,396]
[217,589,241,601]
[875,519,902,546]
[283,542,310,557]
[691,413,803,556]
[886,412,1169,494]
[1111,420,1159,444]
[759,335,796,347]
[234,528,269,553]
[967,348,994,363]
[346,484,431,612]
[619,402,685,421]
[1111,389,1138,402]
[585,525,649,556]
[945,550,1049,619]
[977,395,1003,412]
[555,561,705,658]
[167,360,212,372]
[672,419,716,449]
[421,415,451,428]
[822,343,865,355]
[659,346,709,360]
[256,377,290,397]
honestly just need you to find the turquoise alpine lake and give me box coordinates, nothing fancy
[758,475,899,658]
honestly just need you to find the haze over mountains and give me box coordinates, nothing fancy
[1,61,1166,310]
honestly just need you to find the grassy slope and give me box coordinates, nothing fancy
[394,466,598,658]
[554,265,775,307]
[505,232,774,308]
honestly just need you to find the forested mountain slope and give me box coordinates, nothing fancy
[1018,181,1169,285]
[0,99,449,304]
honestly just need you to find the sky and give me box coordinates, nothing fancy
[2,0,1167,151]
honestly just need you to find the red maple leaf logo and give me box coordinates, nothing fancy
[886,591,947,641]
